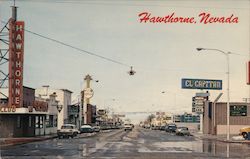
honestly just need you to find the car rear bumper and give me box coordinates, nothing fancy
[57,132,74,136]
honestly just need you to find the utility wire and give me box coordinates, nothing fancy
[0,20,130,67]
[2,0,249,10]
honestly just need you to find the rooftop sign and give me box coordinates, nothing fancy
[182,78,222,90]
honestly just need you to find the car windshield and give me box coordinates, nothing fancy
[169,125,176,127]
[61,126,73,129]
[1,1,248,159]
[180,127,188,130]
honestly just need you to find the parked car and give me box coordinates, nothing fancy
[239,126,250,138]
[176,127,190,136]
[144,124,150,129]
[93,126,101,132]
[160,125,166,131]
[111,125,119,129]
[57,124,79,139]
[124,124,133,131]
[100,125,111,130]
[151,126,161,130]
[80,125,94,133]
[165,124,177,133]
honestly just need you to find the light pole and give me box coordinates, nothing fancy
[196,47,231,141]
[162,91,176,123]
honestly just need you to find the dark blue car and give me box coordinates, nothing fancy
[165,124,177,133]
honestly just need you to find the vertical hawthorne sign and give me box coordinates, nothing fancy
[9,19,24,108]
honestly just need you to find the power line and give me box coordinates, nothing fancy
[1,0,249,10]
[0,20,130,67]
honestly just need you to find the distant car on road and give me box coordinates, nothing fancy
[80,125,94,133]
[57,124,79,139]
[144,124,150,129]
[93,126,101,132]
[176,127,191,136]
[165,124,177,133]
[160,125,166,131]
[124,124,133,131]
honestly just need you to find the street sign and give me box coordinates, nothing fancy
[195,106,203,113]
[192,96,206,114]
[97,109,106,116]
[84,88,94,99]
[181,78,222,90]
[196,92,210,97]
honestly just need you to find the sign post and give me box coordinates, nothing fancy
[182,78,222,134]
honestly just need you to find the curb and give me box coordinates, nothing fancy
[193,134,250,144]
[0,136,57,148]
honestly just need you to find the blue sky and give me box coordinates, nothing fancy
[1,0,249,114]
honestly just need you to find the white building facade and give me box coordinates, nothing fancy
[35,87,73,130]
[35,93,59,135]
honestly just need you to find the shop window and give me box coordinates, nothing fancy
[35,116,40,128]
[29,116,32,127]
[17,116,21,128]
[49,115,54,127]
[54,117,57,127]
[45,115,54,128]
[40,116,43,128]
[45,115,49,128]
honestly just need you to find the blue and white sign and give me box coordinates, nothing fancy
[181,78,222,90]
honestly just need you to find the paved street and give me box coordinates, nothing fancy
[1,127,250,159]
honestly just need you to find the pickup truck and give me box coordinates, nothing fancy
[57,124,79,138]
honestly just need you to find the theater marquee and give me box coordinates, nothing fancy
[9,19,25,108]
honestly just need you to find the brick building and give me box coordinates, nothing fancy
[0,86,48,137]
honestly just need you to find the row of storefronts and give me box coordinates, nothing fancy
[0,86,74,137]
[0,7,99,138]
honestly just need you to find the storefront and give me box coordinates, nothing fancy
[0,86,49,137]
[0,108,47,137]
[203,102,250,135]
[67,104,80,128]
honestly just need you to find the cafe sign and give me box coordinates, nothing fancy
[0,106,16,112]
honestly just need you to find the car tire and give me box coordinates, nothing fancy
[243,132,248,139]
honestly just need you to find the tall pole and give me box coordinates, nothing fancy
[226,53,230,141]
[196,48,231,141]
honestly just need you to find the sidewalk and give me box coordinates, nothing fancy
[192,131,250,144]
[0,134,57,148]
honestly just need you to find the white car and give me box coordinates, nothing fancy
[124,124,133,131]
[175,127,191,136]
[57,124,79,138]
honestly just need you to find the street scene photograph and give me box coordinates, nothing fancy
[0,0,250,158]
